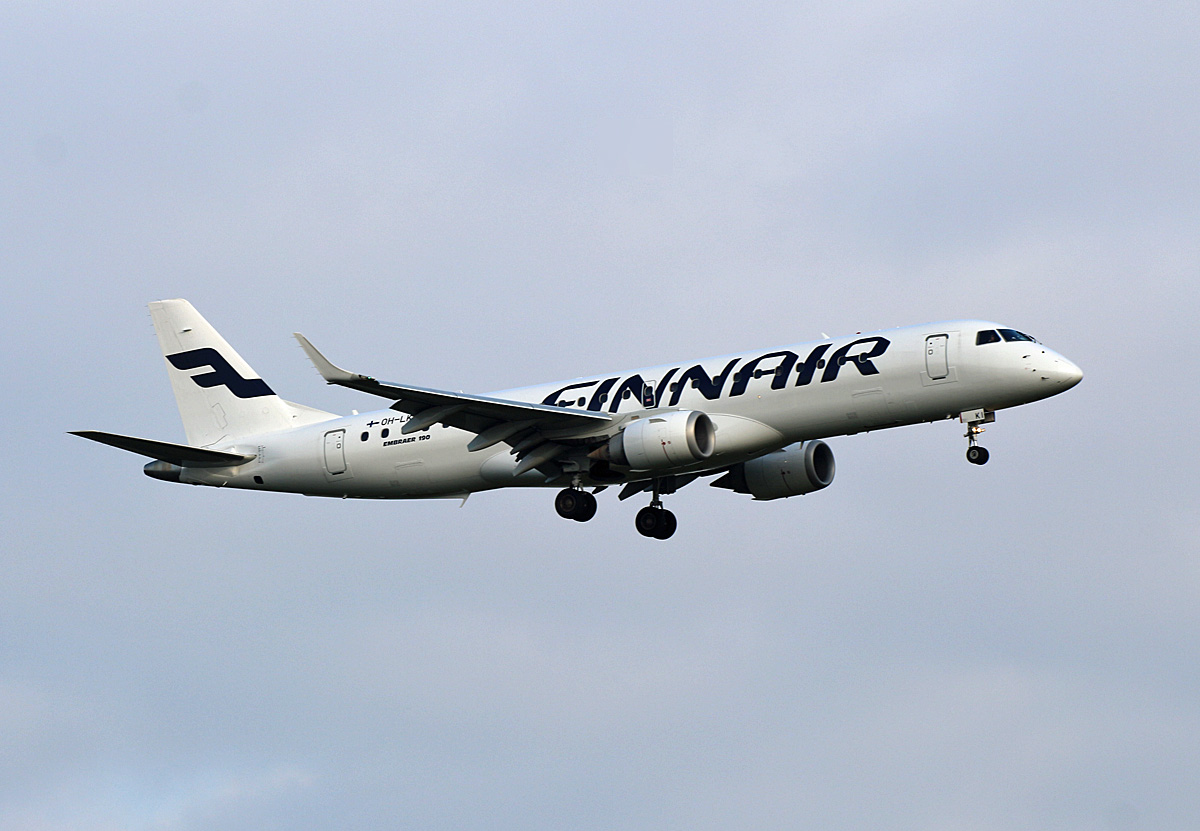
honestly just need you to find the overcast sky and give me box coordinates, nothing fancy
[2,2,1198,829]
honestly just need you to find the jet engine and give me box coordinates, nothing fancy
[605,410,716,471]
[711,440,835,500]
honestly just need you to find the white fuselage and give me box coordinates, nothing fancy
[179,321,1082,498]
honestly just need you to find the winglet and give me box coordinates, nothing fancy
[293,333,374,385]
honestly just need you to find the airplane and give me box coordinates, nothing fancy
[72,299,1083,539]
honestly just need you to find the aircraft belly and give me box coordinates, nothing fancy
[478,450,557,487]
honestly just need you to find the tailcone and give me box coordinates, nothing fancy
[144,460,183,482]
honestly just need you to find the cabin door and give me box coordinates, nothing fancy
[925,335,949,379]
[323,430,347,475]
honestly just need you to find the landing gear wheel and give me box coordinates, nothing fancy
[635,506,661,538]
[654,509,677,540]
[573,491,598,522]
[635,506,677,539]
[555,488,580,519]
[966,446,990,465]
[556,488,598,521]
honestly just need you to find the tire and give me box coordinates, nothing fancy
[635,506,661,537]
[573,491,598,522]
[653,509,677,540]
[967,446,990,465]
[555,488,581,519]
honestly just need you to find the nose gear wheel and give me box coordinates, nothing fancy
[966,444,989,465]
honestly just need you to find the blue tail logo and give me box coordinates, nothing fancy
[167,348,274,398]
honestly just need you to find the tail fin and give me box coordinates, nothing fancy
[149,299,333,446]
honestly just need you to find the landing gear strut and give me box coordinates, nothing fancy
[555,487,597,522]
[635,480,677,540]
[961,409,995,465]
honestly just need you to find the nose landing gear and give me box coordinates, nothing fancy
[961,408,995,465]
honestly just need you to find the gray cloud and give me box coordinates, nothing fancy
[2,1,1197,829]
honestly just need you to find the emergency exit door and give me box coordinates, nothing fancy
[925,335,949,379]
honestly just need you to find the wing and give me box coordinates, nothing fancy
[71,430,256,467]
[294,334,615,474]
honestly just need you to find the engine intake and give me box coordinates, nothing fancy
[711,440,835,500]
[607,410,716,471]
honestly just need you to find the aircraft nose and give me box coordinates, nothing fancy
[1048,354,1084,389]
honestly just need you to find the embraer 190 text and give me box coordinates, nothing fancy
[73,300,1082,539]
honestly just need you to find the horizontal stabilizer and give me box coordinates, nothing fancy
[70,431,255,468]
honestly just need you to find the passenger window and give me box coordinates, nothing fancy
[976,330,1001,345]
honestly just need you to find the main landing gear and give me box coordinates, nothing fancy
[555,487,597,522]
[554,480,679,540]
[635,504,677,540]
[634,479,677,540]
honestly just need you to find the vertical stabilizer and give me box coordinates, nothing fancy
[149,299,303,446]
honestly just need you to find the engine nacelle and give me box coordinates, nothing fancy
[712,440,835,500]
[607,410,716,471]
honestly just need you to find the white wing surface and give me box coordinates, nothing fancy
[293,334,613,458]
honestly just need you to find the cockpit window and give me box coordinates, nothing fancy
[999,328,1037,343]
[976,330,1001,345]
